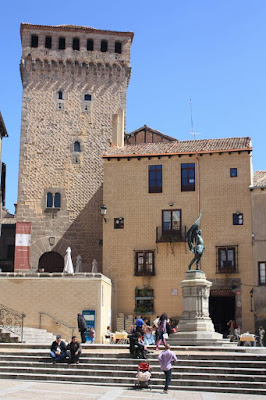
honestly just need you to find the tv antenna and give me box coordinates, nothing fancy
[188,98,200,140]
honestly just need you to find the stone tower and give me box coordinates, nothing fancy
[16,23,133,272]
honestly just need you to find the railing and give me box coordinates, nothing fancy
[0,303,25,342]
[156,226,187,243]
[39,312,75,337]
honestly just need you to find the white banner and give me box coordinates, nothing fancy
[15,233,31,247]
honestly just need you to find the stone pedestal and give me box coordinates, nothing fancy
[168,270,223,346]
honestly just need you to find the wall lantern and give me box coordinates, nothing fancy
[101,204,107,222]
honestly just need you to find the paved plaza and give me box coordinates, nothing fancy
[0,380,265,400]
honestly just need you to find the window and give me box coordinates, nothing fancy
[45,36,52,49]
[101,40,108,52]
[230,168,237,177]
[115,41,122,54]
[233,213,243,225]
[46,192,61,208]
[259,262,266,285]
[84,94,91,101]
[114,217,124,229]
[47,192,53,208]
[74,141,81,152]
[87,39,94,51]
[54,193,61,208]
[135,251,155,276]
[135,288,154,314]
[31,34,38,48]
[217,246,237,273]
[149,165,162,193]
[181,163,195,191]
[59,37,66,50]
[162,210,181,233]
[72,37,80,50]
[58,91,63,100]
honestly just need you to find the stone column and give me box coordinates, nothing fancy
[169,270,223,345]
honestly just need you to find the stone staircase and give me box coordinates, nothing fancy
[0,345,265,395]
[22,327,56,344]
[0,328,19,343]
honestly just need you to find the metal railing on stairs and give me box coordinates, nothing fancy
[39,312,75,337]
[0,303,25,342]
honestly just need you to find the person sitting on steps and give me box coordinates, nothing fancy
[50,334,67,364]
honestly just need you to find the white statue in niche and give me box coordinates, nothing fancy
[92,259,98,273]
[75,255,82,273]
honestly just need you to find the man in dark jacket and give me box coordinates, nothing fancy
[77,313,87,343]
[67,336,82,364]
[50,334,67,363]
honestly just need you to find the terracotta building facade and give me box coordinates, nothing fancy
[103,138,255,335]
[15,23,134,272]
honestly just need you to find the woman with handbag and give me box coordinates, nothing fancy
[156,313,168,351]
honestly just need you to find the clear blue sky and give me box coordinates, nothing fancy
[1,0,265,213]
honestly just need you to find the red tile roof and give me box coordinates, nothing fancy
[253,171,266,187]
[104,137,252,158]
[126,125,177,142]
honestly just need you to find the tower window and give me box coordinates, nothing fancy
[45,36,52,49]
[58,91,63,100]
[87,39,94,51]
[84,94,91,101]
[74,141,81,152]
[230,168,237,177]
[101,40,108,52]
[72,38,80,51]
[54,193,61,208]
[47,192,53,208]
[31,35,38,48]
[59,37,66,50]
[115,41,122,54]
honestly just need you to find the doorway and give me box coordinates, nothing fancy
[209,295,235,337]
[38,251,64,273]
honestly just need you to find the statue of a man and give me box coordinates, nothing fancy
[187,212,205,270]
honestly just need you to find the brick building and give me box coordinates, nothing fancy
[16,23,134,272]
[251,171,266,334]
[102,138,255,334]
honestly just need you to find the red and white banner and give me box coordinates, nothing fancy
[14,222,32,270]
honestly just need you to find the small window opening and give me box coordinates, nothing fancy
[31,35,38,48]
[59,37,66,50]
[233,213,243,225]
[84,94,91,101]
[74,141,81,152]
[114,217,124,229]
[101,40,108,52]
[230,168,237,177]
[45,36,52,49]
[115,41,122,54]
[58,91,63,100]
[72,37,80,51]
[58,103,63,110]
[47,192,53,208]
[54,193,61,208]
[87,39,94,51]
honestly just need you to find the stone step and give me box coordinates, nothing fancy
[1,360,265,376]
[0,371,265,391]
[0,365,265,383]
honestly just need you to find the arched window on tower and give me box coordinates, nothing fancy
[54,193,61,208]
[74,141,81,152]
[58,91,63,100]
[47,192,53,208]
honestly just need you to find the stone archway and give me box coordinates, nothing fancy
[38,252,64,273]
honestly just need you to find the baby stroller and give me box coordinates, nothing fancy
[135,361,152,390]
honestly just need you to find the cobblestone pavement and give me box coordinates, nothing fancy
[0,380,265,400]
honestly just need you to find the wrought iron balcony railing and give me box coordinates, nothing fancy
[156,226,187,243]
[0,303,25,342]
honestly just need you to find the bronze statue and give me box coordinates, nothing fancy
[187,211,205,270]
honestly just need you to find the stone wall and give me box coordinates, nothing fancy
[0,273,112,343]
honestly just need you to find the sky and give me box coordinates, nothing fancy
[0,0,266,213]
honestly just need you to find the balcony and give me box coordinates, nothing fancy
[156,226,187,243]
